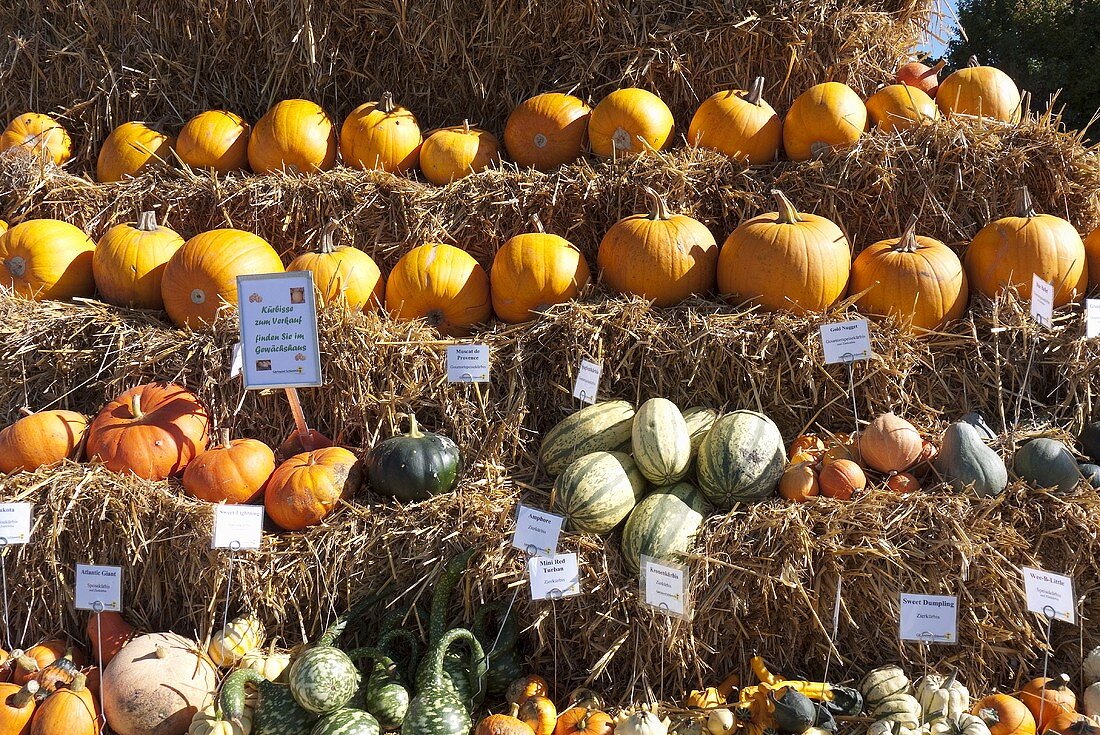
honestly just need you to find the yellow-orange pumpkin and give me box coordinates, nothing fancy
[937,57,1022,123]
[553,707,615,735]
[779,462,820,502]
[866,84,938,132]
[506,675,549,707]
[247,99,337,174]
[490,216,590,323]
[818,459,865,500]
[264,447,362,530]
[1043,713,1097,735]
[420,121,500,185]
[789,434,826,459]
[29,672,97,735]
[0,680,38,735]
[287,225,384,312]
[340,92,423,173]
[504,92,590,171]
[96,122,174,182]
[0,409,88,474]
[588,88,674,157]
[176,110,251,173]
[1086,227,1100,291]
[886,472,921,494]
[182,428,276,504]
[385,243,491,336]
[93,211,185,310]
[0,219,96,301]
[1,113,72,166]
[783,82,867,161]
[688,77,782,164]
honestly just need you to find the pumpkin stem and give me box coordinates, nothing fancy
[378,91,396,114]
[930,59,947,75]
[747,77,765,106]
[968,55,980,68]
[528,214,545,233]
[13,655,38,676]
[129,393,143,420]
[1014,186,1037,218]
[896,215,920,252]
[154,644,169,660]
[219,428,232,448]
[771,189,802,224]
[70,671,87,693]
[18,406,33,417]
[320,220,338,254]
[579,708,591,729]
[406,413,423,438]
[978,707,1001,726]
[1051,673,1070,690]
[462,119,471,135]
[509,703,520,717]
[8,680,38,708]
[642,187,672,221]
[136,210,158,231]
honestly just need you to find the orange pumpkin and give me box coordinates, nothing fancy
[0,113,72,166]
[85,383,210,480]
[504,92,590,171]
[176,110,251,173]
[276,429,334,461]
[85,612,135,667]
[0,219,96,301]
[1044,714,1098,735]
[588,88,674,157]
[1085,227,1100,290]
[974,693,1038,735]
[518,696,556,735]
[0,680,37,735]
[182,428,276,504]
[886,472,921,494]
[247,99,337,174]
[866,84,938,132]
[897,60,946,96]
[340,92,423,173]
[779,462,820,502]
[96,122,174,182]
[782,82,867,161]
[385,243,491,336]
[717,189,851,313]
[160,228,284,328]
[789,434,826,459]
[860,412,923,472]
[937,57,1022,123]
[476,714,535,735]
[490,216,590,323]
[0,409,88,474]
[93,210,185,310]
[264,447,362,530]
[822,434,857,464]
[420,121,500,185]
[506,675,549,707]
[1021,675,1077,731]
[287,225,384,312]
[597,188,718,306]
[28,672,98,735]
[12,642,66,687]
[554,707,615,735]
[818,459,865,500]
[964,186,1087,307]
[688,77,782,164]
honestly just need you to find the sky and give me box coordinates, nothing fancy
[919,0,961,58]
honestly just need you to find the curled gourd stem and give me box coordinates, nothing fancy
[967,55,980,68]
[642,187,672,221]
[136,210,158,231]
[378,92,396,114]
[931,59,947,74]
[528,214,545,233]
[772,189,802,224]
[129,393,143,420]
[747,77,765,106]
[319,219,338,254]
[70,672,87,693]
[1014,186,1037,218]
[895,215,921,253]
[406,413,423,438]
[219,427,233,448]
[155,644,169,659]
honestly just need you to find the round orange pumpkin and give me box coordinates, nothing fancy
[819,459,865,500]
[783,82,867,161]
[420,121,500,185]
[1085,227,1100,291]
[477,714,535,735]
[588,88,674,157]
[93,211,185,310]
[779,461,820,502]
[851,216,968,331]
[789,434,825,459]
[688,77,782,164]
[886,472,921,494]
[340,92,423,173]
[554,707,615,735]
[974,693,1038,735]
[85,383,210,480]
[896,59,946,96]
[0,409,88,474]
[0,219,96,301]
[28,672,97,735]
[0,680,38,735]
[859,412,923,473]
[490,216,590,323]
[176,110,251,173]
[181,429,276,504]
[287,225,384,312]
[96,122,174,182]
[597,188,718,306]
[264,447,362,531]
[1021,675,1077,731]
[866,84,939,132]
[247,99,337,174]
[518,696,556,735]
[1,113,72,166]
[160,228,284,328]
[717,189,851,312]
[506,675,549,707]
[276,429,334,461]
[964,186,1087,307]
[504,92,590,171]
[1044,713,1098,735]
[937,57,1022,123]
[385,242,491,336]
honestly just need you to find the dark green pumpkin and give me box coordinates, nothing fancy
[1079,420,1100,463]
[770,687,816,733]
[935,421,1008,497]
[221,668,318,735]
[822,687,863,716]
[1079,463,1100,488]
[367,415,461,501]
[1014,438,1080,493]
[403,628,487,735]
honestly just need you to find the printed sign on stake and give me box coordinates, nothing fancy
[512,505,563,557]
[1030,275,1054,328]
[1021,566,1075,623]
[212,505,264,550]
[573,359,601,404]
[0,503,33,544]
[446,344,490,383]
[899,593,958,644]
[528,554,581,601]
[237,272,322,389]
[640,555,690,620]
[1086,299,1100,339]
[75,564,123,612]
[820,320,872,364]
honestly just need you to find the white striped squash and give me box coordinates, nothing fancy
[696,410,785,509]
[552,451,646,534]
[540,399,636,475]
[620,482,710,573]
[682,406,718,458]
[631,397,691,485]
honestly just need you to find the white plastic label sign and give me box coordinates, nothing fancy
[237,272,322,389]
[640,556,690,619]
[1086,299,1100,339]
[230,342,243,378]
[446,345,490,383]
[899,593,958,644]
[572,360,601,404]
[528,554,581,600]
[1021,566,1075,623]
[820,320,872,364]
[212,505,264,550]
[0,503,33,544]
[512,505,563,556]
[1031,275,1054,328]
[75,564,123,612]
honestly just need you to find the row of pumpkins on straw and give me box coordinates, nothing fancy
[2,183,1100,335]
[0,57,1022,183]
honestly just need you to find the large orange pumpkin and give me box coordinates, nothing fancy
[340,92,423,173]
[866,84,939,132]
[504,92,590,171]
[717,189,851,312]
[420,121,500,185]
[597,188,717,306]
[0,409,88,474]
[818,459,865,500]
[974,693,1038,735]
[264,447,362,530]
[181,429,276,504]
[937,57,1022,123]
[850,215,968,331]
[553,707,615,735]
[588,88,674,157]
[85,383,210,480]
[688,77,782,164]
[385,243,491,336]
[0,219,96,301]
[0,113,72,166]
[28,672,98,735]
[859,412,923,472]
[0,680,38,735]
[1082,226,1100,290]
[96,122,174,182]
[160,228,284,328]
[964,186,1087,306]
[783,82,867,161]
[490,216,590,323]
[1021,675,1077,731]
[287,225,384,312]
[176,110,251,173]
[93,211,184,310]
[247,99,337,174]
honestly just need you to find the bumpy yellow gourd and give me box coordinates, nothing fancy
[208,614,265,667]
[240,641,291,682]
[189,703,252,735]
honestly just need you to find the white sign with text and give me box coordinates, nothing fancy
[0,503,33,544]
[446,345,490,383]
[899,593,958,644]
[237,272,322,389]
[1021,566,1075,623]
[572,359,602,404]
[528,554,581,600]
[75,564,123,612]
[640,556,690,619]
[1030,275,1054,328]
[820,320,872,364]
[1086,299,1100,339]
[212,504,264,550]
[512,505,564,557]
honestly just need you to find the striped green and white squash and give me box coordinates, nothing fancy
[289,646,361,715]
[696,410,785,509]
[620,482,710,573]
[540,399,636,475]
[311,709,381,735]
[682,406,718,458]
[552,451,645,534]
[860,665,911,709]
[632,398,691,485]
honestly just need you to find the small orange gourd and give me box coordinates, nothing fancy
[818,459,865,500]
[0,409,88,474]
[517,695,556,735]
[182,428,276,504]
[506,675,549,707]
[476,714,535,735]
[779,462,820,503]
[264,447,362,531]
[0,680,38,735]
[554,707,615,735]
[1020,675,1077,731]
[973,693,1037,735]
[29,672,98,735]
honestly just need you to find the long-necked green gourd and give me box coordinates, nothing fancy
[221,668,318,735]
[403,628,487,735]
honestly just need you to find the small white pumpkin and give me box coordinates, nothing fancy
[240,641,291,682]
[706,709,736,735]
[875,694,924,729]
[617,705,672,735]
[916,672,970,724]
[1084,682,1100,719]
[208,614,266,667]
[1085,647,1100,686]
[871,719,925,735]
[862,666,912,708]
[929,713,991,735]
[189,703,252,735]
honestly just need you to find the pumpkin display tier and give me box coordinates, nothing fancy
[366,414,461,502]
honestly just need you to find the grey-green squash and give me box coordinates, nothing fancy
[960,412,998,443]
[1079,420,1100,463]
[403,628,486,735]
[311,709,380,735]
[220,668,318,735]
[1079,463,1100,489]
[632,397,692,485]
[696,410,785,509]
[552,451,645,534]
[621,482,710,573]
[935,421,1008,497]
[540,400,636,475]
[682,406,718,458]
[288,646,361,715]
[1014,438,1080,493]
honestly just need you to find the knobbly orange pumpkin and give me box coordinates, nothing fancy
[504,92,590,171]
[937,57,1022,123]
[1,113,72,166]
[717,190,851,312]
[779,462,820,502]
[491,215,590,323]
[818,459,865,500]
[247,99,337,174]
[506,675,549,707]
[385,242,491,336]
[588,88,674,157]
[851,216,968,331]
[0,219,95,301]
[0,409,88,474]
[964,186,1087,306]
[866,84,939,132]
[476,714,535,735]
[1021,675,1076,731]
[897,60,946,96]
[688,77,782,164]
[182,428,276,504]
[974,693,1038,735]
[1085,227,1100,290]
[86,612,135,667]
[597,188,717,306]
[29,672,98,735]
[176,110,251,173]
[93,211,185,310]
[420,121,500,185]
[160,228,284,328]
[287,224,384,312]
[264,447,362,530]
[340,92,423,173]
[789,434,825,459]
[0,680,38,735]
[518,696,556,735]
[96,122,174,182]
[86,383,210,480]
[783,82,867,161]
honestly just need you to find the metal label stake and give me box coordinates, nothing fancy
[822,576,843,685]
[1037,606,1057,728]
[0,538,10,653]
[92,601,106,729]
[549,587,563,701]
[222,540,241,633]
[842,352,861,442]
